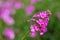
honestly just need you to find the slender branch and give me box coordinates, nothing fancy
[21,31,30,40]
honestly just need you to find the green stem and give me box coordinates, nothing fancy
[21,31,30,40]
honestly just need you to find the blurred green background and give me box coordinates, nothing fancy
[0,0,60,40]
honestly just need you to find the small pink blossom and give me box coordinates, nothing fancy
[30,32,36,38]
[40,32,44,35]
[30,25,35,32]
[0,1,16,25]
[34,24,39,31]
[1,9,14,25]
[25,5,35,16]
[3,17,14,25]
[39,27,47,35]
[30,0,40,4]
[4,28,15,40]
[40,11,47,18]
[14,2,23,9]
[36,19,44,25]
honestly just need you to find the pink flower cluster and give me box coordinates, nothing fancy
[30,10,51,38]
[0,0,23,25]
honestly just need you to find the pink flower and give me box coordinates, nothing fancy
[3,16,14,25]
[30,25,35,32]
[30,32,36,38]
[40,11,47,18]
[14,2,23,9]
[25,5,35,16]
[1,9,14,25]
[0,1,15,25]
[34,24,39,31]
[4,28,15,40]
[30,0,40,4]
[36,19,48,27]
[36,19,44,25]
[39,27,47,35]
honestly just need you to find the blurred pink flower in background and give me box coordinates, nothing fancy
[0,6,15,25]
[30,25,36,32]
[0,0,15,25]
[14,1,23,9]
[30,0,40,4]
[3,28,15,40]
[1,16,14,25]
[0,0,24,25]
[25,5,35,16]
[30,32,36,38]
[29,10,51,37]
